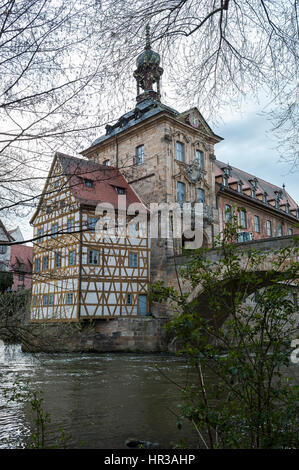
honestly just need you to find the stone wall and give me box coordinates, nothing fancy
[22,316,172,353]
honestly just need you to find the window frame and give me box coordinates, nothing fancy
[197,188,205,203]
[195,149,204,168]
[34,258,41,273]
[87,217,98,231]
[135,145,145,166]
[51,223,58,238]
[84,179,93,188]
[54,252,61,268]
[67,218,75,233]
[177,181,186,202]
[88,249,99,265]
[69,250,76,266]
[225,204,232,223]
[176,141,185,162]
[266,220,272,237]
[128,252,139,268]
[37,228,43,243]
[42,256,49,271]
[240,208,247,229]
[254,215,260,233]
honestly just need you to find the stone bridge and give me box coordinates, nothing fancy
[166,235,299,327]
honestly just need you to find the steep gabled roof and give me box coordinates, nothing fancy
[31,153,147,225]
[0,219,14,242]
[177,107,223,141]
[57,153,146,209]
[10,245,33,273]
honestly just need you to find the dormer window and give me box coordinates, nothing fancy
[285,202,290,214]
[223,165,232,178]
[275,190,283,209]
[222,165,231,188]
[115,186,125,195]
[262,192,268,203]
[250,178,258,198]
[237,181,243,193]
[84,179,93,188]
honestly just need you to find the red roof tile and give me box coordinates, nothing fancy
[57,153,146,210]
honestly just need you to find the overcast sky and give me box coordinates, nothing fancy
[213,100,298,204]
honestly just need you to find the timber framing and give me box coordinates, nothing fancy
[30,154,150,323]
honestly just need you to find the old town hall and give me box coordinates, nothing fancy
[30,27,298,331]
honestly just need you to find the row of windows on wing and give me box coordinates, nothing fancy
[225,205,294,237]
[33,292,73,307]
[33,292,148,314]
[36,218,140,242]
[33,250,140,272]
[222,173,297,216]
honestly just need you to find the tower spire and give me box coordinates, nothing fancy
[145,24,151,50]
[133,25,163,103]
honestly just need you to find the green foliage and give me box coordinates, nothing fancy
[0,271,13,293]
[151,215,299,449]
[0,290,30,318]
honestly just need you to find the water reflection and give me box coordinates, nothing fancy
[0,344,197,449]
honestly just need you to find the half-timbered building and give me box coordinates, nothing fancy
[30,153,149,322]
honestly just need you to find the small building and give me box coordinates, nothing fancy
[0,219,33,291]
[10,245,33,291]
[0,219,14,273]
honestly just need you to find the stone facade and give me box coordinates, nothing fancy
[82,106,223,295]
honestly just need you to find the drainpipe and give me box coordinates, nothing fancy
[115,135,119,168]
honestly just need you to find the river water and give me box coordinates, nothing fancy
[0,344,198,449]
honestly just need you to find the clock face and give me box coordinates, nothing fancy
[188,111,200,128]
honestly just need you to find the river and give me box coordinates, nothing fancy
[0,344,198,449]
